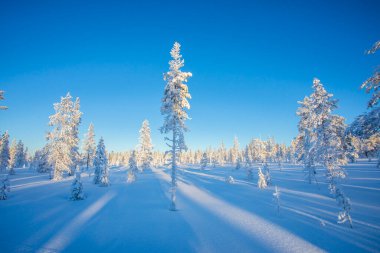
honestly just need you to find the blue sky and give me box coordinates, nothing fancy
[0,0,379,152]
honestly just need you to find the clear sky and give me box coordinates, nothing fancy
[0,0,379,153]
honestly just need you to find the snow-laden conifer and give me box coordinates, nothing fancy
[127,150,138,183]
[83,123,96,170]
[0,132,10,172]
[160,42,192,211]
[138,120,153,171]
[71,170,85,200]
[47,93,82,180]
[94,138,108,185]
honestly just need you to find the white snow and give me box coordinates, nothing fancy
[0,160,380,252]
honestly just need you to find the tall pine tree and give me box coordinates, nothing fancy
[160,42,192,211]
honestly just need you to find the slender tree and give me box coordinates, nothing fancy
[160,42,192,211]
[83,123,96,170]
[94,137,109,186]
[0,132,10,172]
[138,120,153,171]
[127,150,138,183]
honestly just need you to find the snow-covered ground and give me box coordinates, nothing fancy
[1,160,379,253]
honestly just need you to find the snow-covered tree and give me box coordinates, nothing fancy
[31,145,50,173]
[127,150,138,183]
[83,123,96,170]
[94,137,109,186]
[258,168,267,189]
[70,170,85,200]
[230,136,239,164]
[200,152,208,170]
[0,132,10,172]
[218,141,227,166]
[160,42,192,211]
[138,120,153,171]
[47,93,82,181]
[9,140,26,173]
[0,90,8,110]
[296,78,338,184]
[298,78,352,227]
[0,176,10,200]
[8,139,17,174]
[263,162,271,186]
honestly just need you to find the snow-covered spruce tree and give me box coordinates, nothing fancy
[300,78,353,227]
[263,162,271,186]
[83,123,96,171]
[200,152,208,170]
[0,132,10,172]
[9,140,26,174]
[94,137,109,185]
[160,42,192,211]
[8,139,17,174]
[47,93,82,181]
[0,90,8,110]
[127,150,138,183]
[70,171,85,200]
[69,97,82,175]
[258,168,267,189]
[217,141,227,166]
[0,176,10,200]
[31,146,50,173]
[230,136,239,165]
[296,78,338,184]
[138,120,153,171]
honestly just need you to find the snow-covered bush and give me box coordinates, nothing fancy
[0,176,10,200]
[258,168,267,189]
[70,172,85,200]
[225,175,235,184]
[273,186,280,213]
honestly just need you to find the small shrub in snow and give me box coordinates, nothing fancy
[71,172,85,200]
[273,186,280,213]
[335,188,353,228]
[258,168,267,189]
[0,176,10,200]
[225,175,235,184]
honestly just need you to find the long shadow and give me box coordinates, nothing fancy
[176,166,380,252]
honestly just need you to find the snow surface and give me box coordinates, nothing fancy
[1,160,380,252]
